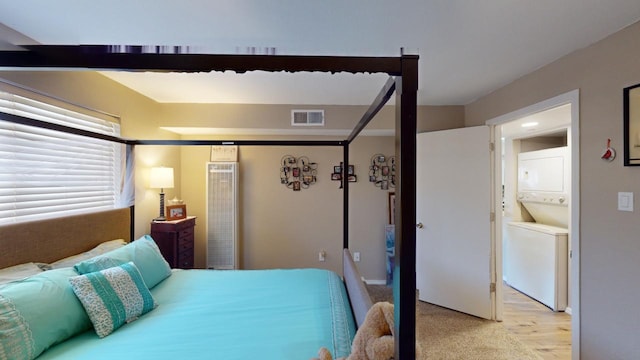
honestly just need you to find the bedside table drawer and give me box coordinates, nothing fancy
[178,249,194,269]
[178,236,193,251]
[150,216,196,270]
[178,227,194,240]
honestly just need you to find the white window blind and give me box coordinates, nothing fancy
[0,92,122,225]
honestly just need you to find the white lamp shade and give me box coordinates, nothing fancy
[150,167,174,189]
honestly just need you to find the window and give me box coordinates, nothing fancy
[0,92,122,225]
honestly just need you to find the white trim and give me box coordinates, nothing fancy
[486,89,580,360]
[161,127,394,137]
[569,91,580,360]
[486,90,578,126]
[489,123,499,321]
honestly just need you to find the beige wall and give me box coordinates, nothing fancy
[465,20,640,359]
[176,134,395,280]
[0,70,460,280]
[159,102,398,279]
[157,103,396,131]
[165,102,459,279]
[158,102,464,134]
[167,103,459,279]
[418,105,465,132]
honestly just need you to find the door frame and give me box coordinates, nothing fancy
[486,89,580,360]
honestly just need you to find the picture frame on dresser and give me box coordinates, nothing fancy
[166,204,187,220]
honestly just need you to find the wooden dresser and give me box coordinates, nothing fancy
[150,216,196,269]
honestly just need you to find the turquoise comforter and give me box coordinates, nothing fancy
[37,268,356,360]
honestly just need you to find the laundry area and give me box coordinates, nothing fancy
[501,104,571,313]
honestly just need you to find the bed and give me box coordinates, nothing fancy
[0,208,372,360]
[0,46,417,358]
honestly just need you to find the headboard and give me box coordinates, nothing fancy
[0,208,131,269]
[343,248,374,327]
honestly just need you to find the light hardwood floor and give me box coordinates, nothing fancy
[502,284,572,360]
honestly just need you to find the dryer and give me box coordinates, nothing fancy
[517,146,569,227]
[507,146,570,311]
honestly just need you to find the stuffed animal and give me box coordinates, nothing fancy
[312,301,395,360]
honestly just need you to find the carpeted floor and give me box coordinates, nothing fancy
[366,285,542,360]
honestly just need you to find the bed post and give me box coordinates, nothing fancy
[343,143,350,249]
[394,53,418,360]
[343,75,396,254]
[129,205,135,242]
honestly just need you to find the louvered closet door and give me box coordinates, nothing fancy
[206,162,238,269]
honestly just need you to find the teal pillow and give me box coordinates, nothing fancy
[69,262,157,338]
[0,267,91,360]
[74,235,171,288]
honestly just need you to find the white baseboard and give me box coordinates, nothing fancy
[565,306,572,315]
[363,278,386,285]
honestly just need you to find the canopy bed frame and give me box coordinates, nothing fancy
[0,46,418,359]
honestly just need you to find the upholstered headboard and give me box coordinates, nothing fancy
[0,208,131,269]
[343,248,374,327]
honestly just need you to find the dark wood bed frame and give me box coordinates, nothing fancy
[0,206,372,324]
[0,46,417,359]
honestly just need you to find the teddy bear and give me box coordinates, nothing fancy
[312,301,395,360]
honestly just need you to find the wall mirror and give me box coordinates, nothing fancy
[624,83,640,166]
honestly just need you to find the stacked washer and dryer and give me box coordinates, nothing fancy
[505,146,569,312]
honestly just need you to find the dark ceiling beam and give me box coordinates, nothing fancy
[346,75,396,143]
[0,111,128,144]
[133,139,345,147]
[0,45,403,75]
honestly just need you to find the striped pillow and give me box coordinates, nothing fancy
[69,262,157,338]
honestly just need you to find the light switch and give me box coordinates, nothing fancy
[618,192,633,212]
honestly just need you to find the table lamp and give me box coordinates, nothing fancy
[150,167,174,221]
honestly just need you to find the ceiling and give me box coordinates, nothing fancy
[1,1,640,106]
[500,104,571,139]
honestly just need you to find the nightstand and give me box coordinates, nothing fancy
[150,216,196,269]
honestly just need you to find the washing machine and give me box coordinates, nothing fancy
[505,221,568,311]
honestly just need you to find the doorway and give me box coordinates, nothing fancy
[487,89,580,359]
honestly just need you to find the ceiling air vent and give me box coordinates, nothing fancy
[291,110,324,126]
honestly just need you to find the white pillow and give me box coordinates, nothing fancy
[0,262,43,285]
[48,239,127,269]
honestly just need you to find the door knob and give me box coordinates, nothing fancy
[416,222,424,229]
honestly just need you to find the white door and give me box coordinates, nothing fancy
[416,126,493,319]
